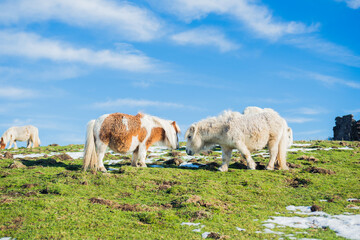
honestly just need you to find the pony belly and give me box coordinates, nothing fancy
[108,135,141,154]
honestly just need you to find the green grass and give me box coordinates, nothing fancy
[0,141,359,239]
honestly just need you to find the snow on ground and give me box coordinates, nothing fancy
[261,205,360,240]
[12,152,84,159]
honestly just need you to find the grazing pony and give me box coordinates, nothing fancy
[185,110,289,172]
[0,125,41,149]
[243,106,293,147]
[83,112,180,172]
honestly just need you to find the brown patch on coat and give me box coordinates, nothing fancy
[171,121,181,133]
[0,138,5,149]
[146,127,165,149]
[99,113,147,153]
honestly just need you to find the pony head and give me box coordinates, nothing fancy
[0,137,5,150]
[157,119,181,150]
[185,124,203,155]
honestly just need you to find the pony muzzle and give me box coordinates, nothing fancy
[186,149,194,156]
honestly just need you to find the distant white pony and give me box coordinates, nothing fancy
[0,125,41,149]
[83,112,180,172]
[243,106,293,147]
[185,110,289,172]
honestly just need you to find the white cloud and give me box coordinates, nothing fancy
[284,36,360,68]
[150,0,318,40]
[171,27,240,52]
[285,117,315,123]
[279,70,360,89]
[338,0,360,9]
[308,72,360,89]
[0,0,162,41]
[93,98,188,109]
[0,31,158,72]
[0,86,37,100]
[292,107,328,115]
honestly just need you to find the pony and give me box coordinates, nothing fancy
[243,106,293,147]
[83,112,180,172]
[185,110,289,172]
[0,125,41,149]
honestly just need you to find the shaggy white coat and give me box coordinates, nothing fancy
[83,113,180,172]
[244,106,293,147]
[1,125,41,149]
[185,110,289,171]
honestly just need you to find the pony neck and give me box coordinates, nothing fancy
[198,120,225,144]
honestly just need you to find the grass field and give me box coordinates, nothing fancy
[0,141,359,239]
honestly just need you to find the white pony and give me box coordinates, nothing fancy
[83,112,180,172]
[243,106,293,147]
[0,125,41,149]
[185,110,289,172]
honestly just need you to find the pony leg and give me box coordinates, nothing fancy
[277,133,289,170]
[131,148,139,167]
[95,142,108,172]
[236,142,256,170]
[137,145,147,167]
[8,139,14,149]
[13,141,18,149]
[218,146,232,172]
[266,139,280,170]
[27,139,32,148]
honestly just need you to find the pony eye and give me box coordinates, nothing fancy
[187,136,192,139]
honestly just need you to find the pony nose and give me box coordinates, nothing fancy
[186,149,193,156]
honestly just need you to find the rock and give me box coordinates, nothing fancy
[4,152,13,159]
[333,114,360,141]
[311,204,322,212]
[8,161,26,169]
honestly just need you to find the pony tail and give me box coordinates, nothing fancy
[277,124,289,170]
[83,120,98,171]
[34,128,41,147]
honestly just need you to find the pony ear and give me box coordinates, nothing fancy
[189,125,196,133]
[171,121,181,133]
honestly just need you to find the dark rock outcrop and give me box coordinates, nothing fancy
[333,115,360,141]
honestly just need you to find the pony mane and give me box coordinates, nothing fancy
[150,115,178,149]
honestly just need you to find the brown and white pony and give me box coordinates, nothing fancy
[83,112,181,172]
[1,125,41,149]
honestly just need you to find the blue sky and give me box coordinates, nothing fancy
[0,0,359,146]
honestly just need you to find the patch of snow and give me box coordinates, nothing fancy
[236,227,246,231]
[107,167,119,171]
[263,223,275,229]
[292,143,312,147]
[319,199,327,202]
[202,232,211,239]
[65,152,83,159]
[263,206,360,240]
[348,198,360,202]
[181,222,201,226]
[104,159,123,165]
[179,162,203,168]
[193,225,205,232]
[13,153,46,158]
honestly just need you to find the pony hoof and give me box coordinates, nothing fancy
[247,165,256,170]
[139,163,147,168]
[280,166,289,170]
[266,167,274,170]
[99,167,107,172]
[218,166,228,172]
